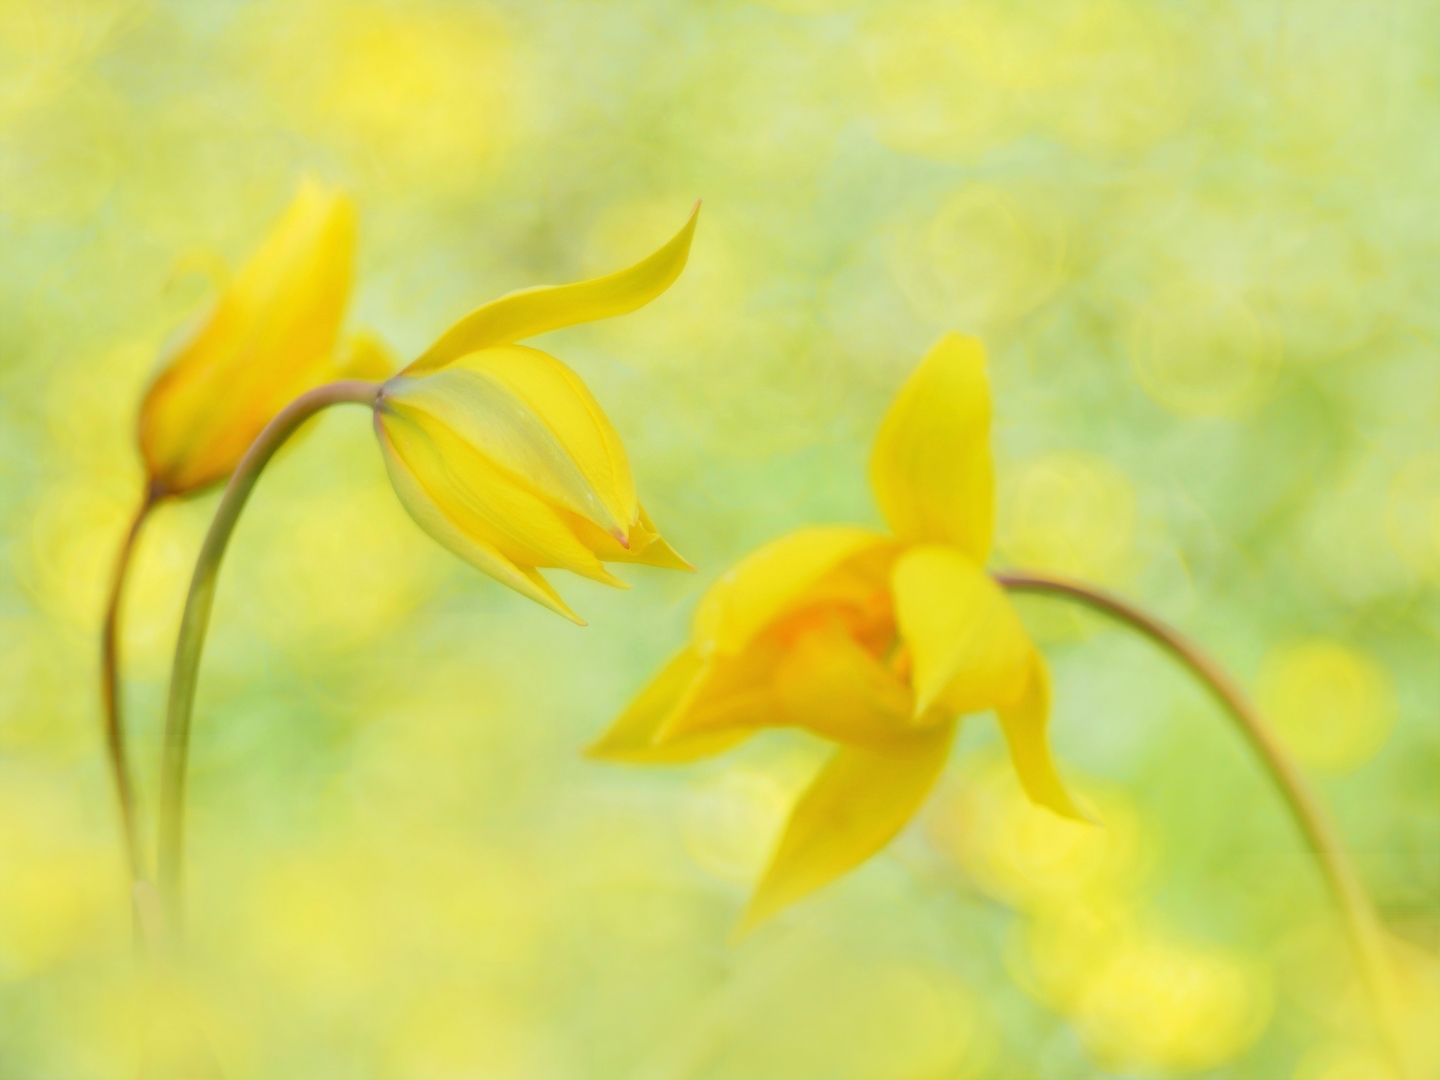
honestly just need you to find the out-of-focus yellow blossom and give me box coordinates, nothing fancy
[371,207,699,624]
[137,177,358,498]
[590,334,1086,928]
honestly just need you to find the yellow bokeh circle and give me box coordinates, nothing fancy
[998,450,1138,584]
[1257,640,1396,772]
[930,754,1146,910]
[862,3,1023,161]
[1074,937,1271,1074]
[1129,283,1279,417]
[887,183,1068,335]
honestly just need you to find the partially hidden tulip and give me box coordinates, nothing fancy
[589,333,1087,930]
[138,176,360,499]
[107,177,374,886]
[371,205,700,624]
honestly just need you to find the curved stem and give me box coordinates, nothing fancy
[102,487,160,883]
[995,570,1406,1068]
[158,380,379,930]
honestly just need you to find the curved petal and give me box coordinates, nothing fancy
[375,414,583,624]
[739,723,956,933]
[891,545,1031,718]
[655,645,783,744]
[447,344,636,532]
[693,526,892,658]
[379,401,626,588]
[869,333,995,561]
[384,352,628,542]
[771,622,916,750]
[406,203,700,376]
[996,655,1089,822]
[140,177,355,496]
[587,648,750,764]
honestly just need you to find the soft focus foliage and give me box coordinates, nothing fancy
[1,0,1437,1077]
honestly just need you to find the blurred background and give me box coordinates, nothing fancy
[2,0,1438,1076]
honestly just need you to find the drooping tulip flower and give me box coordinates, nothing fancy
[371,206,700,623]
[138,176,359,498]
[589,333,1086,929]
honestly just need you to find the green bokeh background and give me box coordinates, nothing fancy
[2,0,1438,1076]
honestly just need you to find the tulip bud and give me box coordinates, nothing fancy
[137,177,356,498]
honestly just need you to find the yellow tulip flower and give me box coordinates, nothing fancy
[372,206,700,624]
[589,333,1085,929]
[138,176,356,498]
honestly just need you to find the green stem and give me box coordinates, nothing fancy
[102,486,160,883]
[157,380,379,930]
[995,570,1406,1070]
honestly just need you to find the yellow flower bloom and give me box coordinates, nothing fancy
[589,333,1085,929]
[372,206,700,624]
[138,177,358,498]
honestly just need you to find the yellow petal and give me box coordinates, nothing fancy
[655,646,782,744]
[740,724,956,932]
[442,344,637,533]
[139,177,355,496]
[693,526,891,658]
[384,349,630,542]
[586,649,750,764]
[869,333,995,561]
[390,404,626,586]
[891,545,1032,718]
[996,655,1089,822]
[375,413,585,623]
[406,203,700,376]
[629,505,695,571]
[771,621,916,750]
[568,504,695,571]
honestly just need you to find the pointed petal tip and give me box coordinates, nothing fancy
[664,544,698,572]
[545,600,588,627]
[611,526,631,550]
[536,584,586,625]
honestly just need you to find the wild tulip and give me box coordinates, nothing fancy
[590,333,1084,928]
[138,177,360,499]
[105,177,369,884]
